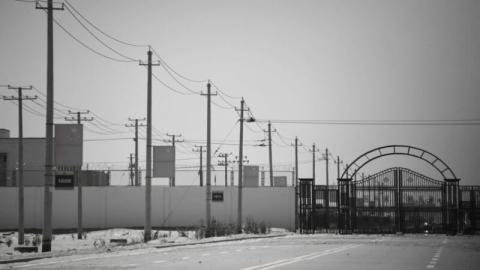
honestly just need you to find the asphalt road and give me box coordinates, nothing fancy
[2,234,480,270]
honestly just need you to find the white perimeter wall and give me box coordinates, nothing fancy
[0,186,294,231]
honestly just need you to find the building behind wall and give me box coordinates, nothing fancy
[0,129,109,186]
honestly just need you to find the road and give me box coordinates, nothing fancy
[2,234,480,270]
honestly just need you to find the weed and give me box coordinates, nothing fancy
[244,217,270,234]
[32,234,42,247]
[93,239,106,249]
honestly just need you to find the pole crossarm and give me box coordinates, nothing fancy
[65,110,93,123]
[35,1,64,10]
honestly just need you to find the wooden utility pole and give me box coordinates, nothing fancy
[139,48,159,242]
[235,98,248,233]
[193,145,206,186]
[64,110,92,239]
[1,85,36,245]
[325,149,330,189]
[218,153,232,186]
[309,143,319,233]
[201,82,217,235]
[36,0,64,252]
[291,136,302,231]
[264,121,276,186]
[310,144,318,185]
[126,118,145,186]
[164,133,183,186]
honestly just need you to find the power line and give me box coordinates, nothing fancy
[211,100,232,110]
[89,111,124,126]
[254,119,480,126]
[210,81,242,100]
[217,93,236,108]
[64,0,149,48]
[32,86,84,111]
[52,14,133,62]
[64,4,138,62]
[151,72,194,96]
[159,63,201,94]
[151,48,208,83]
[212,120,239,156]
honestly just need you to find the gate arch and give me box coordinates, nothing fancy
[340,145,457,180]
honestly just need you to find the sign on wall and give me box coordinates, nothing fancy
[55,124,83,168]
[243,165,259,187]
[274,176,287,187]
[212,191,224,202]
[153,146,175,178]
[55,174,74,189]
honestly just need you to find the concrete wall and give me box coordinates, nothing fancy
[0,138,46,186]
[0,186,294,231]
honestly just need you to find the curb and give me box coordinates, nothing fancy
[0,233,288,265]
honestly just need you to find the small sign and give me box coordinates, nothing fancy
[153,146,175,178]
[212,191,224,202]
[55,174,74,189]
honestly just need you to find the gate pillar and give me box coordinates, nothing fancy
[338,178,353,234]
[299,178,314,234]
[444,179,460,235]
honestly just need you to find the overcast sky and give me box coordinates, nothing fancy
[1,0,479,185]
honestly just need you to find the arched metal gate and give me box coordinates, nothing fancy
[297,145,480,234]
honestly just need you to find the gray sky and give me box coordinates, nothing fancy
[1,0,479,185]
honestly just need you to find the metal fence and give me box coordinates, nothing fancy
[298,167,480,234]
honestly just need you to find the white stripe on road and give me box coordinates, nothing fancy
[426,244,444,268]
[120,264,138,268]
[241,244,360,270]
[153,260,166,264]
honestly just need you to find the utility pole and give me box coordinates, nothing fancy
[126,118,146,186]
[235,98,248,233]
[129,154,134,186]
[201,81,217,236]
[64,110,93,124]
[324,148,330,231]
[290,137,303,188]
[193,145,206,186]
[139,48,160,242]
[291,168,295,187]
[264,121,276,186]
[309,143,319,233]
[164,133,183,187]
[1,85,36,245]
[309,144,319,185]
[37,0,64,252]
[325,148,330,189]
[64,110,92,240]
[334,156,343,180]
[218,153,232,186]
[291,136,302,231]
